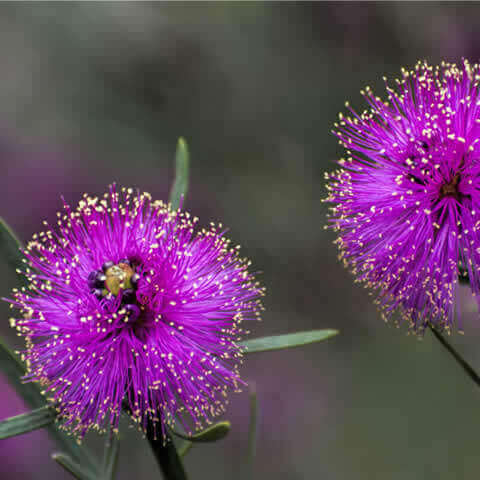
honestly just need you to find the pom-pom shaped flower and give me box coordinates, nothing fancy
[326,59,480,332]
[8,186,264,437]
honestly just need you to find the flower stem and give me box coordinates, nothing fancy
[428,324,480,388]
[146,420,188,480]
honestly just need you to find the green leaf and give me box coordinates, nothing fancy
[240,329,339,354]
[0,338,45,409]
[177,439,193,458]
[171,421,231,443]
[0,340,98,470]
[102,433,120,480]
[246,384,258,477]
[0,405,56,439]
[0,217,24,276]
[169,137,190,210]
[52,453,97,480]
[171,420,231,460]
[0,221,100,473]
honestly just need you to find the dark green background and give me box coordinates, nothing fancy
[1,3,480,479]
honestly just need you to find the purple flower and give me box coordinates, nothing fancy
[326,60,480,332]
[8,186,264,437]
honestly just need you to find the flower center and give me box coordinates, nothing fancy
[440,173,460,199]
[104,262,135,295]
[88,259,141,320]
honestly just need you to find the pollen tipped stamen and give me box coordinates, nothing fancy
[88,270,106,289]
[124,303,140,321]
[130,273,140,287]
[8,185,264,439]
[408,174,426,186]
[102,261,115,272]
[327,59,480,333]
[93,288,104,300]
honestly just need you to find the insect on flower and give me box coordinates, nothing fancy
[7,186,264,438]
[325,59,480,332]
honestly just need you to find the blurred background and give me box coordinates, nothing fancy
[2,2,480,479]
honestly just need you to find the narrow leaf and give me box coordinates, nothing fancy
[241,329,339,354]
[0,406,56,439]
[177,439,193,458]
[0,340,98,470]
[0,338,45,409]
[52,453,97,480]
[172,421,231,443]
[0,222,100,472]
[246,384,258,478]
[169,137,190,210]
[0,217,24,275]
[103,433,120,480]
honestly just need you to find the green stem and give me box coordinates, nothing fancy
[146,420,188,480]
[428,324,480,387]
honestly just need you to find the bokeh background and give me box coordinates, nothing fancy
[2,2,480,479]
